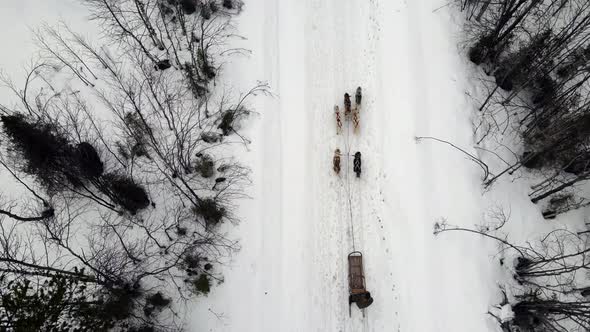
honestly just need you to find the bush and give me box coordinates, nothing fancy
[94,282,142,327]
[103,173,150,214]
[469,36,492,65]
[193,274,210,295]
[180,0,197,14]
[218,110,235,136]
[194,154,215,178]
[77,142,104,178]
[1,114,77,191]
[530,75,557,106]
[143,292,171,317]
[200,4,212,19]
[222,0,234,9]
[209,1,219,13]
[521,151,545,169]
[193,197,225,227]
[183,253,201,274]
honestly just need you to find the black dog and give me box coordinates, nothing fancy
[353,152,361,178]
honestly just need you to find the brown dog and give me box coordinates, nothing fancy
[333,149,341,174]
[334,105,343,134]
[352,109,360,133]
[344,93,352,120]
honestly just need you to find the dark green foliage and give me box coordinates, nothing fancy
[193,274,210,295]
[0,274,115,331]
[494,30,552,91]
[146,292,170,307]
[143,292,171,317]
[469,35,498,65]
[103,173,150,214]
[209,1,219,13]
[195,154,215,178]
[218,110,235,136]
[176,226,188,236]
[1,114,78,191]
[85,282,142,330]
[530,75,557,106]
[180,0,197,14]
[155,59,172,71]
[193,197,225,227]
[77,142,104,178]
[521,151,545,169]
[184,253,200,271]
[200,3,212,19]
[222,0,233,9]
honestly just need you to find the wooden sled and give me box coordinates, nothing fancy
[348,251,373,316]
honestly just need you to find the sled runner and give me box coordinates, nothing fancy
[353,152,362,178]
[333,149,341,175]
[348,251,374,316]
[334,105,342,134]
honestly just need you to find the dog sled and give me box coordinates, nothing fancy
[348,251,374,316]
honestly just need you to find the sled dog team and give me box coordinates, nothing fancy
[333,87,362,177]
[333,87,374,315]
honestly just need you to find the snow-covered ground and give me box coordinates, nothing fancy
[190,0,505,331]
[3,1,586,332]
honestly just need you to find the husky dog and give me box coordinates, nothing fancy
[352,109,360,133]
[352,87,362,133]
[344,93,352,119]
[333,149,342,174]
[353,151,362,178]
[334,105,343,134]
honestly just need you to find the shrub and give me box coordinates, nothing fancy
[194,154,215,178]
[93,282,142,328]
[200,3,212,19]
[218,110,235,136]
[222,0,233,9]
[209,1,219,13]
[180,0,197,15]
[193,274,210,295]
[530,75,557,106]
[521,151,545,169]
[143,292,171,317]
[469,36,492,65]
[193,197,225,227]
[103,173,150,214]
[1,114,77,191]
[77,142,104,178]
[183,253,201,272]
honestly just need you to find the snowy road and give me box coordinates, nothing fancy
[191,0,501,331]
[0,1,561,331]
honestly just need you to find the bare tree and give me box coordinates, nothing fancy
[0,0,264,329]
